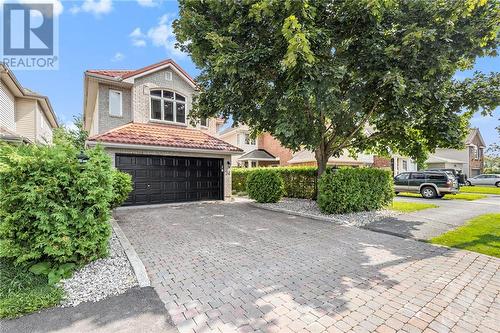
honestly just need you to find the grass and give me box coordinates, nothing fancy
[398,192,487,201]
[460,186,500,195]
[430,214,500,258]
[389,201,438,213]
[0,260,64,319]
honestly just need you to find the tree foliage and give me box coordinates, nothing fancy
[53,115,88,149]
[175,0,500,175]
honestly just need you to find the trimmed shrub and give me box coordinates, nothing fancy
[232,166,317,199]
[317,168,394,214]
[246,169,284,203]
[277,166,317,199]
[232,168,251,193]
[0,142,131,282]
[110,169,133,208]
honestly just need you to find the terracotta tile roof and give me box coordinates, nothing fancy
[86,59,196,85]
[88,122,242,152]
[86,69,134,78]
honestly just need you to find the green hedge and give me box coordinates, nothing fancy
[246,169,284,203]
[232,166,317,199]
[0,142,131,283]
[317,168,394,214]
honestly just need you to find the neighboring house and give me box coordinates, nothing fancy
[83,59,242,206]
[218,125,285,167]
[424,128,486,177]
[218,124,417,173]
[0,64,58,144]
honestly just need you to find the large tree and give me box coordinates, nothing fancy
[174,0,500,176]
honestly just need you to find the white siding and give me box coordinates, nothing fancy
[15,99,36,142]
[0,80,16,131]
[36,102,53,144]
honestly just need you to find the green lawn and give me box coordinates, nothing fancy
[389,201,438,213]
[0,260,64,319]
[398,192,487,201]
[430,214,500,258]
[460,186,500,195]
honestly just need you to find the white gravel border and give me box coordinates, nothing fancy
[253,198,400,227]
[59,227,139,307]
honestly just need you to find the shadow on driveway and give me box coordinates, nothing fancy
[0,287,177,333]
[114,201,499,333]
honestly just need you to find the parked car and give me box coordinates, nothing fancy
[394,171,459,199]
[465,174,500,187]
[426,168,467,185]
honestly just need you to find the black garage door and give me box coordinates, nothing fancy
[115,154,224,206]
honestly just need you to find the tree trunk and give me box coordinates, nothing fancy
[315,144,329,179]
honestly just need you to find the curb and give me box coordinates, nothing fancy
[111,219,151,288]
[247,201,346,225]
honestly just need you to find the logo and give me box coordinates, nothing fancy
[1,2,59,70]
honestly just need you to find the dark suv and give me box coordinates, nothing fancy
[394,171,459,199]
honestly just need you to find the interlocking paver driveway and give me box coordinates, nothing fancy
[115,202,500,333]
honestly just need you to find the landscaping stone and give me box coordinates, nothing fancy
[59,231,138,307]
[256,198,400,227]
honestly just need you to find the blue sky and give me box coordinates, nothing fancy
[9,0,500,146]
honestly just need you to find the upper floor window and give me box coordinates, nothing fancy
[472,145,479,160]
[238,133,255,146]
[150,89,186,124]
[200,118,208,127]
[109,90,122,117]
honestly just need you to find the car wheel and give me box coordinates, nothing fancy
[421,186,437,199]
[496,182,500,188]
[466,181,472,186]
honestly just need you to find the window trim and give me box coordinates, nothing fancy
[149,89,187,125]
[200,117,208,128]
[109,89,123,117]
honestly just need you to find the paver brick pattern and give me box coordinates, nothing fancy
[115,202,500,333]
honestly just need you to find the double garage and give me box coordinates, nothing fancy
[115,154,225,206]
[86,122,242,206]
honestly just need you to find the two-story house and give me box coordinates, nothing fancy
[0,64,58,144]
[218,125,284,168]
[83,59,242,206]
[424,128,486,177]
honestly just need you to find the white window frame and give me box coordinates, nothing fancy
[200,117,208,128]
[149,89,187,125]
[165,71,173,81]
[109,89,123,117]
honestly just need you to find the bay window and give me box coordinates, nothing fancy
[150,89,187,124]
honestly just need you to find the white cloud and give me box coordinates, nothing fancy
[129,28,147,47]
[71,0,113,16]
[111,52,125,62]
[137,0,159,7]
[129,14,185,58]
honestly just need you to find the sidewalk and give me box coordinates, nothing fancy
[364,195,500,240]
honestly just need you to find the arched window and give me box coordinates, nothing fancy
[150,90,186,124]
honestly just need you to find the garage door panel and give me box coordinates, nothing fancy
[115,154,223,206]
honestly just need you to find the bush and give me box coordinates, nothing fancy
[246,169,284,203]
[233,166,317,199]
[277,166,317,199]
[0,143,129,282]
[110,169,133,208]
[317,168,394,214]
[232,168,251,193]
